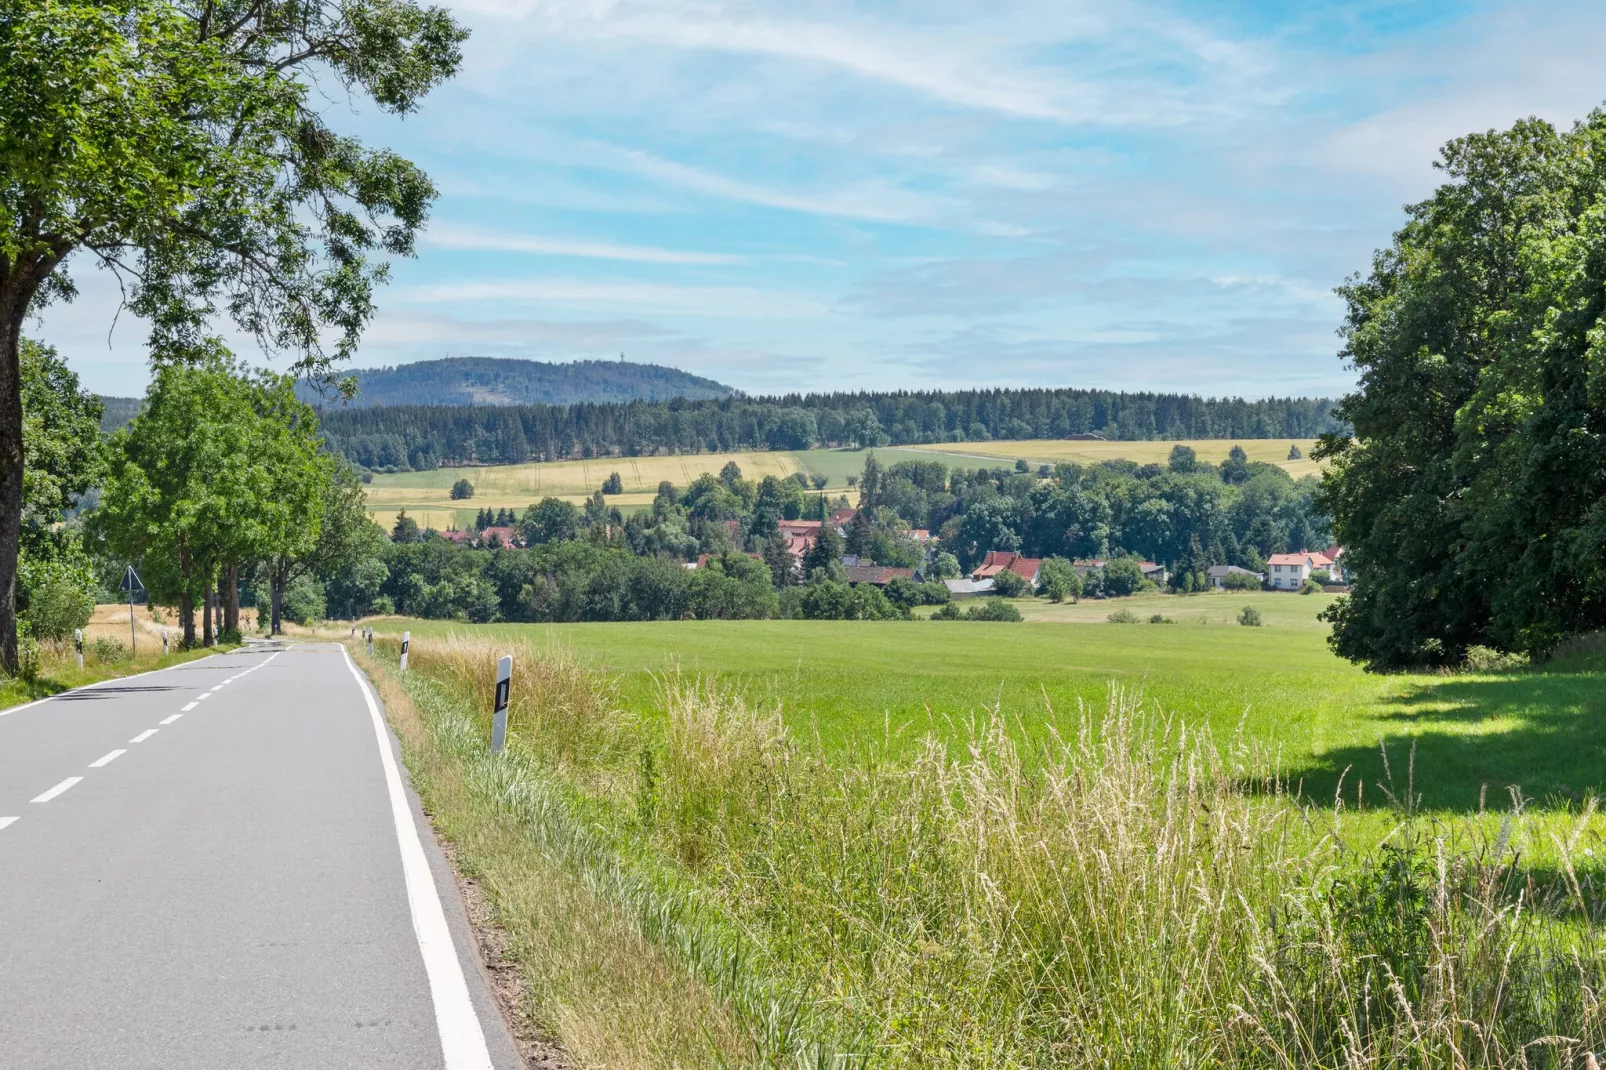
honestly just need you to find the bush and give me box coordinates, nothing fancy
[371,595,395,616]
[1148,614,1174,624]
[966,598,1022,622]
[90,636,131,663]
[218,627,242,646]
[281,575,328,625]
[1102,558,1145,597]
[602,472,624,495]
[1036,557,1081,603]
[1464,645,1528,672]
[23,576,95,642]
[991,569,1030,598]
[1299,579,1323,595]
[1107,608,1140,623]
[1309,569,1333,586]
[449,477,474,500]
[1221,570,1261,590]
[1238,606,1263,627]
[931,601,964,620]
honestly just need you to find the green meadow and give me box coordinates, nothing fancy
[368,597,1606,814]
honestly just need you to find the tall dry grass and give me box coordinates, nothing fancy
[374,632,1606,1069]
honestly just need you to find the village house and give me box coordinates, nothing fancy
[944,577,995,598]
[1265,550,1333,590]
[971,551,1043,588]
[843,564,917,587]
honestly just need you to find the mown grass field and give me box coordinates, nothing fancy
[366,597,1606,814]
[363,438,1324,529]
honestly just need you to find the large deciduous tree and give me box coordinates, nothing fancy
[0,0,465,667]
[1317,112,1606,669]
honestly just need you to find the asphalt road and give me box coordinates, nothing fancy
[0,643,523,1070]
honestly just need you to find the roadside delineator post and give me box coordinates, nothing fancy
[75,629,83,671]
[491,655,512,753]
[400,631,410,672]
[366,628,373,657]
[162,630,169,656]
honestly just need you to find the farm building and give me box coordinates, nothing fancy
[1206,564,1263,589]
[972,551,1043,587]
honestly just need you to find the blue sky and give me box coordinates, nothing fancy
[39,0,1606,398]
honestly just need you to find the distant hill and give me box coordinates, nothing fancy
[295,356,733,408]
[98,396,142,432]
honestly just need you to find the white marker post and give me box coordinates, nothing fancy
[490,655,512,753]
[366,628,373,657]
[162,630,169,656]
[74,629,83,671]
[400,631,410,672]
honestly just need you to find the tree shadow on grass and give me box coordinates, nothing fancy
[1282,666,1606,813]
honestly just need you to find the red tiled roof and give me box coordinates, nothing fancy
[1267,550,1332,567]
[479,526,522,547]
[972,551,1043,581]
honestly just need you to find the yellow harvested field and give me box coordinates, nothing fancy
[365,451,804,529]
[905,438,1326,479]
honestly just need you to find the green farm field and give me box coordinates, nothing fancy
[365,599,1606,814]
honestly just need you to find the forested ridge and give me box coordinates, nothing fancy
[318,387,1345,470]
[292,355,732,408]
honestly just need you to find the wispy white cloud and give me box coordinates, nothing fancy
[405,277,828,319]
[423,221,745,264]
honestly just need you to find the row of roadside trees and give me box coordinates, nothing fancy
[91,347,376,645]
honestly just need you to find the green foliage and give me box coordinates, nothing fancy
[1287,442,1304,460]
[991,569,1030,597]
[0,0,467,664]
[280,575,327,625]
[1148,614,1174,624]
[601,472,623,495]
[1239,606,1263,627]
[1101,557,1145,597]
[965,598,1022,622]
[1222,570,1262,591]
[1107,608,1140,623]
[391,511,422,543]
[22,574,94,643]
[1168,443,1198,473]
[449,478,474,500]
[1299,579,1323,595]
[928,552,961,580]
[1319,111,1606,668]
[1036,557,1081,602]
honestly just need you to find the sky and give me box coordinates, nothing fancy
[35,0,1606,399]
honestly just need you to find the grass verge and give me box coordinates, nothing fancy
[351,642,756,1069]
[0,641,234,711]
[359,629,1606,1068]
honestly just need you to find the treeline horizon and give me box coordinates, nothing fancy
[309,387,1346,471]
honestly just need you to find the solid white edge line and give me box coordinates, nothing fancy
[31,777,83,803]
[0,816,18,831]
[89,749,127,768]
[341,647,494,1070]
[160,714,182,725]
[130,729,158,743]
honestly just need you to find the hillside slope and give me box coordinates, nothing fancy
[296,356,732,408]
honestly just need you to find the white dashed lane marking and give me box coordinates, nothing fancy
[181,702,198,711]
[89,750,126,768]
[159,714,182,725]
[31,778,83,804]
[129,730,158,744]
[195,694,211,702]
[0,816,18,832]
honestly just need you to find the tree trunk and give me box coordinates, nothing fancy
[0,292,27,674]
[0,251,64,674]
[223,564,239,635]
[180,590,196,647]
[270,561,285,635]
[202,585,214,647]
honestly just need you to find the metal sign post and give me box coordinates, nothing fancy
[74,629,83,670]
[400,631,409,672]
[117,565,145,655]
[491,656,512,753]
